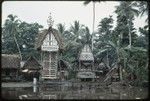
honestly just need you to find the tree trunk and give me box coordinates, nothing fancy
[120,33,123,45]
[116,42,123,81]
[145,59,148,69]
[119,65,123,81]
[128,19,132,49]
[13,27,22,61]
[107,49,110,69]
[13,36,22,60]
[92,2,95,51]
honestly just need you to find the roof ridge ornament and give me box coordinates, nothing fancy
[47,13,54,27]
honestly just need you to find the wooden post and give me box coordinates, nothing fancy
[93,60,94,71]
[79,60,81,71]
[119,65,123,81]
[40,52,43,79]
[91,61,92,71]
[92,60,95,81]
[49,52,51,78]
[16,69,18,80]
[59,53,61,81]
[56,51,58,80]
[41,52,42,65]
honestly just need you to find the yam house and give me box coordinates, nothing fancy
[2,54,20,81]
[77,44,95,81]
[21,56,42,81]
[35,26,64,80]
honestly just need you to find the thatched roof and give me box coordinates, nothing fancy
[2,54,20,69]
[22,56,41,70]
[79,44,94,61]
[35,27,64,50]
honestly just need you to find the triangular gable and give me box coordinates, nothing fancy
[79,44,94,61]
[81,45,92,53]
[35,27,64,50]
[42,32,58,46]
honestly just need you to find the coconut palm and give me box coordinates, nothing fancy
[70,21,85,42]
[98,16,114,42]
[3,14,22,60]
[57,23,66,36]
[81,26,92,45]
[115,1,139,49]
[57,23,71,42]
[57,21,84,65]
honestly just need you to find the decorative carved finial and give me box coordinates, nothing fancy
[47,13,54,27]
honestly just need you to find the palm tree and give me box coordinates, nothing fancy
[4,14,22,60]
[84,27,92,45]
[57,23,70,41]
[98,16,113,41]
[57,23,66,35]
[115,1,139,49]
[56,22,84,65]
[70,21,84,42]
[83,0,101,51]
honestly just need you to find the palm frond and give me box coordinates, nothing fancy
[130,8,140,17]
[124,46,147,52]
[83,1,91,5]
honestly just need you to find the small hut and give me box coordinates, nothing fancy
[77,44,95,81]
[22,56,42,81]
[35,14,64,80]
[2,54,20,81]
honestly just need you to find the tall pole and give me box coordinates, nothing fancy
[92,2,95,51]
[92,2,95,81]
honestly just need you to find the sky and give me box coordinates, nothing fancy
[2,1,147,34]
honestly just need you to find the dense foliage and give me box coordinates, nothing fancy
[2,14,43,60]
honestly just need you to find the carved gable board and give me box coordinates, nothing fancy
[41,32,59,51]
[79,45,94,61]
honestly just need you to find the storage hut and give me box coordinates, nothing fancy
[22,56,42,81]
[77,44,95,81]
[35,14,64,80]
[2,54,20,81]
